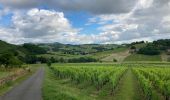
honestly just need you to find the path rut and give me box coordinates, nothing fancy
[113,68,144,100]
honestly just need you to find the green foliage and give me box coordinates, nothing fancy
[0,52,23,68]
[43,63,170,100]
[0,40,15,53]
[168,57,170,62]
[47,60,52,67]
[68,57,98,63]
[138,46,160,55]
[51,65,127,91]
[131,41,145,45]
[136,39,170,56]
[133,67,170,100]
[23,43,47,54]
[113,59,117,62]
[152,39,170,50]
[124,54,161,61]
[130,46,136,49]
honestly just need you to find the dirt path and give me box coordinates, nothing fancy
[0,67,44,100]
[161,53,169,62]
[101,50,130,62]
[113,68,144,100]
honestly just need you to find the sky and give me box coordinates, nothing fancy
[0,0,170,44]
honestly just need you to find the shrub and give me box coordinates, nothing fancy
[113,59,117,62]
[137,46,160,55]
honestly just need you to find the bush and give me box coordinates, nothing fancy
[0,52,23,68]
[113,59,117,62]
[68,57,98,63]
[47,60,52,67]
[137,46,160,55]
[168,57,170,62]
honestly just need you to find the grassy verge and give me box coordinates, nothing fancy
[0,72,9,79]
[0,64,40,95]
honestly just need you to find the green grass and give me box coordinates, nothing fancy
[124,54,162,61]
[113,68,144,100]
[43,67,94,100]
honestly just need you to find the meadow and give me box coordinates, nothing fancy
[42,63,170,100]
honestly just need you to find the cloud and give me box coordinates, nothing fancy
[0,0,170,44]
[0,8,79,44]
[12,8,78,38]
[0,0,137,14]
[86,0,170,43]
[0,7,10,19]
[0,8,119,44]
[0,0,41,9]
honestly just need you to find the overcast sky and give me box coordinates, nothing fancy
[0,0,170,44]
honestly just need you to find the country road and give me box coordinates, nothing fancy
[0,67,45,100]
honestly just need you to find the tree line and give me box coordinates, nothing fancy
[130,39,170,55]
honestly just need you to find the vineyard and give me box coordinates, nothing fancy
[133,67,170,100]
[43,63,170,100]
[51,66,126,91]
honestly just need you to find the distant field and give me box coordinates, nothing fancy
[91,47,127,59]
[37,47,127,61]
[43,63,170,100]
[124,54,162,61]
[101,50,130,62]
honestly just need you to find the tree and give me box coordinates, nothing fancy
[25,55,38,64]
[47,60,52,67]
[59,57,65,63]
[0,53,23,68]
[137,46,160,55]
[23,43,47,54]
[130,46,136,49]
[50,57,56,63]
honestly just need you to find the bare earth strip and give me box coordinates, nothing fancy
[101,50,130,62]
[0,67,44,100]
[161,53,169,62]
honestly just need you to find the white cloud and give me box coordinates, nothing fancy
[0,8,121,44]
[85,0,170,43]
[0,0,170,44]
[12,8,78,38]
[0,8,80,44]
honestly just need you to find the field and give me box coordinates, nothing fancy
[42,63,170,100]
[124,54,162,61]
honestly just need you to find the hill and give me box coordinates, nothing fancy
[0,39,170,63]
[0,40,16,54]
